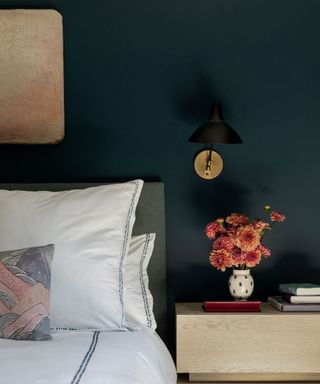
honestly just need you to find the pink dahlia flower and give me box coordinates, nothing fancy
[209,249,232,272]
[205,220,226,240]
[270,211,286,222]
[259,244,271,257]
[226,213,249,226]
[234,224,261,252]
[253,219,270,232]
[244,249,262,268]
[227,226,238,237]
[230,246,246,266]
[214,236,234,251]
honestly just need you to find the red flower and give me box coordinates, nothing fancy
[226,213,249,226]
[230,246,246,266]
[209,249,232,272]
[234,225,261,252]
[205,220,226,240]
[259,244,271,257]
[214,236,234,251]
[244,249,262,268]
[253,219,270,233]
[270,211,286,222]
[227,226,238,237]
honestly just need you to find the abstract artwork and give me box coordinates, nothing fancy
[0,10,64,144]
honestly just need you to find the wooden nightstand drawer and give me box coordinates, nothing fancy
[176,302,320,382]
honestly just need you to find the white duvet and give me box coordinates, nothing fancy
[0,327,177,384]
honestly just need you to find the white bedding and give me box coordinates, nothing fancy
[0,328,176,384]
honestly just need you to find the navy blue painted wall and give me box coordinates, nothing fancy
[1,0,319,325]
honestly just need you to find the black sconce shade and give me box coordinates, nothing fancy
[189,101,243,179]
[189,102,242,144]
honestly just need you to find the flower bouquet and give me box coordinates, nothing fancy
[205,206,286,300]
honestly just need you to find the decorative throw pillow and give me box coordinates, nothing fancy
[124,234,157,330]
[0,244,54,341]
[0,180,143,330]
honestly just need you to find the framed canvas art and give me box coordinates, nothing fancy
[0,10,64,144]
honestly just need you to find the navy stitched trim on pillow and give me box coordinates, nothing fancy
[139,234,152,328]
[119,180,141,329]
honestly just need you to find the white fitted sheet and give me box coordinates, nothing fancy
[0,327,176,384]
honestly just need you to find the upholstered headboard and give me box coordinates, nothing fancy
[0,182,167,341]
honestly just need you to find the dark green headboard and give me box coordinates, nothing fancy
[0,182,167,341]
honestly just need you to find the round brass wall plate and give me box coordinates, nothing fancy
[194,149,223,179]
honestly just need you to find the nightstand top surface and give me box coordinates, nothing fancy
[175,302,320,315]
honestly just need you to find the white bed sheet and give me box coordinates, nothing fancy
[0,327,177,384]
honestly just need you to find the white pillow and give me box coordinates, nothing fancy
[0,180,143,330]
[124,234,157,330]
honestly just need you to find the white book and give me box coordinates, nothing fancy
[284,295,320,304]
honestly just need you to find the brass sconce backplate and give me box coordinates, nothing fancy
[194,149,223,179]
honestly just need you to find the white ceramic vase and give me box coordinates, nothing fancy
[228,269,254,301]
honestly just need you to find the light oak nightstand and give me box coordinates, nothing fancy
[176,302,320,383]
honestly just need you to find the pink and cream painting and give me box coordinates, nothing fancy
[0,10,64,144]
[0,244,54,341]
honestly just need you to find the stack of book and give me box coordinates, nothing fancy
[268,283,320,311]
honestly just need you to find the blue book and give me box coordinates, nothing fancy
[279,283,320,296]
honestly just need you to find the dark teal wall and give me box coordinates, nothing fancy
[1,1,319,311]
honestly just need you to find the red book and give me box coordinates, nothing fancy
[203,301,261,312]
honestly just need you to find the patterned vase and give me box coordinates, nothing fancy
[228,269,254,301]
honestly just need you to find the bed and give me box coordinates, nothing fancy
[0,181,176,384]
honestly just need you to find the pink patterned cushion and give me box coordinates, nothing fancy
[0,244,54,340]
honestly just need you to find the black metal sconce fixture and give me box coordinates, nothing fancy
[189,102,242,179]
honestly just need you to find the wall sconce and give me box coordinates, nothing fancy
[189,102,242,179]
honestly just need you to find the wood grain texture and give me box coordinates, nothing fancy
[0,10,64,144]
[189,373,320,382]
[176,303,320,379]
